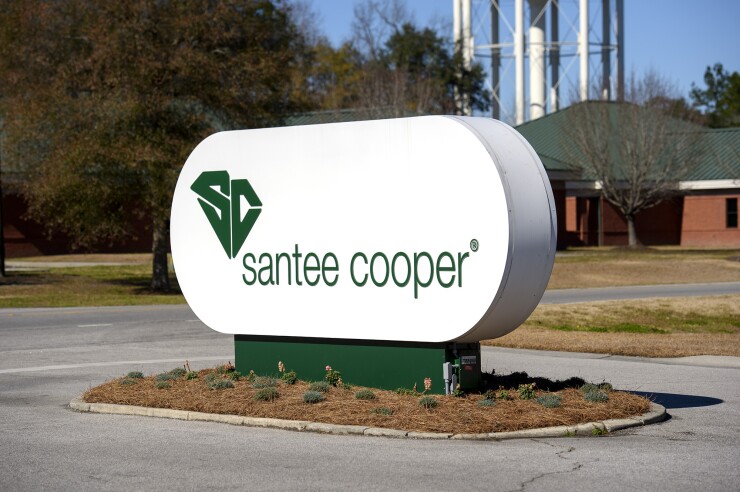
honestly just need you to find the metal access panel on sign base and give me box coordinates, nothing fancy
[234,336,481,394]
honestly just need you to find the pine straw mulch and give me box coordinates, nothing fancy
[83,369,651,434]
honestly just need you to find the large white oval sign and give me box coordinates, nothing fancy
[171,116,555,342]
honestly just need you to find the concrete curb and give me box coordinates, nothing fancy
[70,398,667,440]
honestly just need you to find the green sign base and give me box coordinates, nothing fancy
[234,335,481,395]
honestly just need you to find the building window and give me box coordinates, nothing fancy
[728,198,738,228]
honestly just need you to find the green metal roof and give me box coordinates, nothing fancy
[515,102,740,181]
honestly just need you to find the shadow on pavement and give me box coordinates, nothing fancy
[630,391,723,409]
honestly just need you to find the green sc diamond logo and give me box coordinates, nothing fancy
[191,170,262,259]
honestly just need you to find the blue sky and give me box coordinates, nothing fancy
[307,0,739,102]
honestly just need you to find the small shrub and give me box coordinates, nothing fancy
[325,366,342,387]
[246,370,256,382]
[126,371,144,379]
[303,390,325,404]
[186,371,198,380]
[155,381,171,389]
[482,390,496,401]
[370,407,393,416]
[497,388,513,401]
[226,371,241,381]
[452,384,465,397]
[254,387,279,401]
[517,383,536,400]
[591,427,608,436]
[598,382,613,392]
[155,372,177,382]
[477,399,496,407]
[584,389,609,403]
[281,370,297,385]
[342,382,354,391]
[168,368,187,378]
[355,389,376,400]
[394,387,417,396]
[536,393,562,408]
[215,362,236,375]
[120,378,137,386]
[207,378,234,390]
[418,396,439,409]
[580,383,600,394]
[252,377,279,389]
[308,381,330,393]
[204,373,217,383]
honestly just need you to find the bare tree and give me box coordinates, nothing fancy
[351,0,410,60]
[565,71,703,246]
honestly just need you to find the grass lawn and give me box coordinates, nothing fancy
[485,295,740,357]
[548,247,740,289]
[2,248,738,358]
[0,262,183,308]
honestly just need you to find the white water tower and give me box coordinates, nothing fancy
[453,0,625,123]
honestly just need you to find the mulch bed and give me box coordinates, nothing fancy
[84,368,651,434]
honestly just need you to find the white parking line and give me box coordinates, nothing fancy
[77,323,113,328]
[0,356,231,374]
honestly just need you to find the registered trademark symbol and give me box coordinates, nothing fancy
[470,239,479,252]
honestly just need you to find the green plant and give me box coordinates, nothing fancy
[155,381,171,389]
[303,390,325,404]
[186,371,198,380]
[324,365,342,387]
[126,371,144,379]
[598,382,613,392]
[477,399,496,407]
[497,388,513,401]
[246,370,256,382]
[354,389,376,400]
[342,382,354,391]
[206,378,234,390]
[254,387,279,401]
[564,430,575,437]
[370,407,393,416]
[452,384,465,397]
[591,427,608,435]
[394,387,418,396]
[482,390,496,401]
[584,389,609,403]
[120,378,137,385]
[252,377,279,389]
[308,381,331,393]
[517,383,536,400]
[418,396,439,409]
[215,362,236,375]
[226,371,241,381]
[580,383,600,394]
[536,393,562,408]
[168,367,187,378]
[155,372,177,382]
[281,370,297,385]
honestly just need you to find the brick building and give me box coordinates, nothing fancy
[517,106,740,248]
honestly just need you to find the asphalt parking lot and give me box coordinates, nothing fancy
[1,304,738,491]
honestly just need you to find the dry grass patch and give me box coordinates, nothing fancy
[549,248,740,289]
[486,295,740,357]
[84,368,650,435]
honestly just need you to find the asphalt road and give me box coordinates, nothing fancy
[1,298,739,491]
[540,281,740,304]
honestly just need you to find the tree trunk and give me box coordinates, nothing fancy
[0,178,5,278]
[151,215,170,291]
[626,215,638,247]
